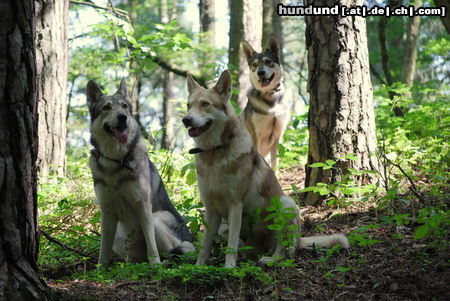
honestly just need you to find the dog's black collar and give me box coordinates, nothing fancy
[91,131,140,170]
[91,149,133,170]
[188,144,225,154]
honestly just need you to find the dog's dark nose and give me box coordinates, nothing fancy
[117,113,127,124]
[257,69,265,77]
[182,116,192,127]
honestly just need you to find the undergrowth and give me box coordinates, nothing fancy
[38,83,449,287]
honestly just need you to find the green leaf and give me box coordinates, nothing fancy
[309,162,327,168]
[346,153,359,161]
[325,159,336,166]
[278,143,286,158]
[414,224,430,240]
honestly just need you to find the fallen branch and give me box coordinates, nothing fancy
[380,153,426,202]
[115,280,158,288]
[40,230,93,259]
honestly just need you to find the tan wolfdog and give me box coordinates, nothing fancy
[241,35,290,168]
[182,70,348,267]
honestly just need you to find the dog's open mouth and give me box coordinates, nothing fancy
[188,120,212,138]
[258,73,275,88]
[104,124,129,144]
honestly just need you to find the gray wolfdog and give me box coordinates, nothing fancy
[86,79,194,265]
[182,70,348,268]
[242,35,290,168]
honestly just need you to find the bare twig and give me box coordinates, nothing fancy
[40,230,93,259]
[70,0,129,19]
[379,153,426,202]
[151,56,206,87]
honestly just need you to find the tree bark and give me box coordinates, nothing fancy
[237,0,263,108]
[0,1,49,299]
[402,0,422,87]
[304,0,379,206]
[434,0,450,34]
[228,0,244,104]
[35,0,69,179]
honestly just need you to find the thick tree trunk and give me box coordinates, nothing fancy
[199,0,215,80]
[402,0,422,87]
[228,0,243,104]
[434,0,450,34]
[0,1,49,299]
[35,0,69,179]
[304,0,379,206]
[237,0,263,108]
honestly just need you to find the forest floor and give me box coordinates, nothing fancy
[44,167,449,300]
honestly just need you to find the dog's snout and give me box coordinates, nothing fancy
[117,113,127,123]
[257,69,265,77]
[182,116,193,127]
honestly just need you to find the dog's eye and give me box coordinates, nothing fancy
[264,60,273,65]
[122,103,128,110]
[102,104,112,110]
[201,101,210,107]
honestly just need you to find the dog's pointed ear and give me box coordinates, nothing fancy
[86,80,103,106]
[242,40,256,62]
[266,35,280,60]
[115,78,128,98]
[213,70,232,100]
[187,73,201,94]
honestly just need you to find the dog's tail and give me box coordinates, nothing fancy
[298,234,349,249]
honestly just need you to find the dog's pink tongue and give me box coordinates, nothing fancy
[188,128,200,137]
[113,128,129,143]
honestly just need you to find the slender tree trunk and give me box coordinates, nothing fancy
[128,0,140,116]
[262,0,273,46]
[160,0,175,149]
[402,0,422,87]
[272,0,283,63]
[35,0,69,179]
[304,0,379,206]
[228,0,243,105]
[237,0,263,108]
[0,1,49,299]
[161,71,175,149]
[378,0,404,116]
[199,0,216,80]
[434,0,450,34]
[262,0,284,63]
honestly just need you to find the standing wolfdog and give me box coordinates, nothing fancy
[242,35,290,168]
[183,70,348,268]
[86,79,194,265]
